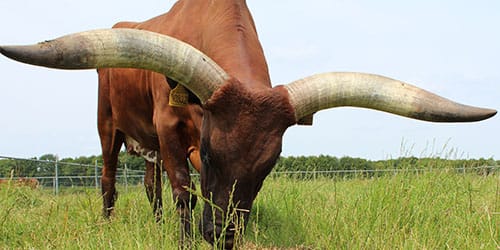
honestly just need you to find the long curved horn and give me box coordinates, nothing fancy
[284,72,496,123]
[0,28,229,103]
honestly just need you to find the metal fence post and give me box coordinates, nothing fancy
[54,156,59,195]
[95,160,99,190]
[124,163,128,192]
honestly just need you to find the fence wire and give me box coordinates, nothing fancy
[0,155,498,194]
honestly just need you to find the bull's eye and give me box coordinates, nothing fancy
[201,151,210,168]
[200,139,212,169]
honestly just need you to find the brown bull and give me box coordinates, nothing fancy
[0,0,496,248]
[98,19,204,229]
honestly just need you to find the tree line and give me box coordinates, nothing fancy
[272,155,498,178]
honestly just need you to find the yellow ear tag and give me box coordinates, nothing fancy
[169,84,189,107]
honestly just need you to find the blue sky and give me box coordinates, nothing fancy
[0,0,498,160]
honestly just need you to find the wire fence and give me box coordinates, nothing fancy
[0,155,498,195]
[0,155,146,194]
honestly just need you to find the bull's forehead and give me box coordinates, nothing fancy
[204,80,295,126]
[200,82,294,162]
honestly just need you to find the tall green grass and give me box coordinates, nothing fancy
[251,172,499,249]
[0,171,498,249]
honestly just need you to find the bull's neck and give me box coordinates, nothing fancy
[165,0,271,88]
[198,0,272,88]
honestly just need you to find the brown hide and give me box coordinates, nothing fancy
[97,1,203,228]
[200,80,296,245]
[100,1,300,248]
[98,0,273,247]
[134,2,291,247]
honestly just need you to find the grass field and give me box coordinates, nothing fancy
[1,171,498,249]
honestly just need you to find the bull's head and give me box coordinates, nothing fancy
[0,29,496,248]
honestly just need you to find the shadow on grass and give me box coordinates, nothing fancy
[245,202,309,248]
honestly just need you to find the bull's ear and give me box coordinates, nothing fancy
[0,28,229,104]
[284,72,496,123]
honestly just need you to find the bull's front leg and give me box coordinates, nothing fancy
[160,144,197,247]
[166,161,197,246]
[174,180,197,246]
[144,160,163,222]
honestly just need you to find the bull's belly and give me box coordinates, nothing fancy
[125,136,159,163]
